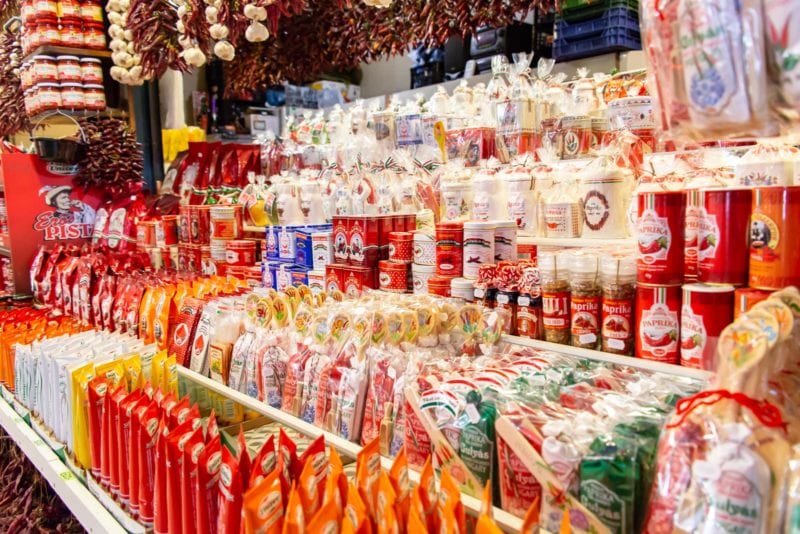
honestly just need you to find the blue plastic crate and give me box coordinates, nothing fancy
[559,0,639,22]
[553,28,641,61]
[556,7,640,42]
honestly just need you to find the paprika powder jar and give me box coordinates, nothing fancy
[749,185,800,289]
[698,187,752,286]
[600,254,636,355]
[540,251,570,345]
[637,190,685,286]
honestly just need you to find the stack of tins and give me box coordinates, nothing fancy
[379,231,413,293]
[637,186,800,370]
[136,215,179,270]
[177,205,255,279]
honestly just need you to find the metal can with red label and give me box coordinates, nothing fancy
[637,190,686,285]
[379,260,410,293]
[680,283,734,370]
[388,231,413,264]
[157,215,179,247]
[136,220,157,249]
[749,186,800,289]
[684,188,701,281]
[189,205,211,244]
[698,188,752,286]
[210,205,243,241]
[427,276,453,297]
[436,222,464,277]
[635,284,681,364]
[733,287,772,319]
[225,239,256,266]
[178,206,190,243]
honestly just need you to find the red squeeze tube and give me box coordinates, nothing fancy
[180,427,205,534]
[137,401,160,527]
[86,377,108,479]
[118,390,143,505]
[153,418,169,534]
[165,419,196,534]
[108,385,127,496]
[195,434,221,534]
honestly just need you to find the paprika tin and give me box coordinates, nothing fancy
[637,190,685,285]
[684,189,702,281]
[186,244,202,273]
[379,260,410,293]
[427,276,453,297]
[157,215,179,247]
[341,265,377,297]
[311,232,333,271]
[412,264,436,294]
[210,205,243,241]
[635,284,681,364]
[734,287,772,319]
[225,240,256,266]
[698,188,752,286]
[436,222,464,277]
[559,115,592,159]
[333,216,350,263]
[178,205,191,243]
[463,221,496,279]
[136,220,157,248]
[325,264,343,293]
[413,232,435,266]
[749,186,800,289]
[388,231,413,264]
[189,205,211,244]
[680,283,735,370]
[348,215,379,266]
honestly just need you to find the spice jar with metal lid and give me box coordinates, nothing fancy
[80,0,103,23]
[56,55,82,82]
[59,82,85,110]
[495,290,518,335]
[540,251,571,344]
[60,17,84,47]
[80,58,103,84]
[36,82,61,112]
[32,55,58,84]
[37,16,61,45]
[568,251,601,349]
[474,263,497,308]
[600,254,636,355]
[450,278,474,301]
[83,84,105,110]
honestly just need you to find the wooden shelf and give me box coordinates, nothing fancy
[23,45,111,65]
[29,108,128,126]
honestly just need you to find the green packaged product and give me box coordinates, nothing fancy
[458,390,499,501]
[579,434,639,534]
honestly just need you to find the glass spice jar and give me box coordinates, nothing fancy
[80,58,102,84]
[80,0,103,23]
[495,290,518,335]
[24,22,40,54]
[58,0,81,18]
[60,82,85,110]
[84,22,106,49]
[22,0,36,22]
[37,16,61,46]
[83,84,105,110]
[540,251,571,344]
[568,251,601,349]
[34,0,58,18]
[600,254,636,355]
[60,17,84,48]
[516,293,543,340]
[56,55,82,83]
[33,55,58,84]
[36,82,62,112]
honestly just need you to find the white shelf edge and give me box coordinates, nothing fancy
[178,368,524,533]
[0,394,129,534]
[517,235,636,248]
[502,334,713,381]
[177,366,364,459]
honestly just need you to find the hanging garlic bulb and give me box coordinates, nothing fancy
[105,0,143,85]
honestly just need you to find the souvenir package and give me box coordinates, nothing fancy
[641,0,774,141]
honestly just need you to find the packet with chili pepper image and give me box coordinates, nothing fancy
[389,447,410,524]
[325,445,347,520]
[168,297,206,367]
[139,286,161,345]
[416,457,437,533]
[439,467,466,534]
[30,245,50,304]
[297,448,324,518]
[154,284,176,350]
[356,436,382,514]
[243,468,284,534]
[195,431,221,534]
[375,471,399,534]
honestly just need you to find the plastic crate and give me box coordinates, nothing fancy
[556,7,640,42]
[553,28,641,61]
[559,0,639,22]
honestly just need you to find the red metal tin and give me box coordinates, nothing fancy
[436,222,464,277]
[157,215,179,247]
[136,220,157,248]
[680,283,735,370]
[749,186,800,289]
[684,189,701,281]
[379,260,410,293]
[388,231,413,264]
[341,264,377,297]
[178,205,190,243]
[225,239,256,266]
[325,264,343,293]
[189,205,211,244]
[698,188,752,286]
[209,205,243,240]
[733,287,773,319]
[637,191,686,285]
[427,276,453,297]
[333,217,349,264]
[349,215,380,266]
[635,284,681,364]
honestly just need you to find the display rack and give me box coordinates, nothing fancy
[176,366,525,533]
[0,390,131,534]
[502,334,713,381]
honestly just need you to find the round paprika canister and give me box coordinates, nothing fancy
[413,232,435,266]
[225,239,256,266]
[436,222,463,277]
[463,221,496,280]
[733,287,773,319]
[210,205,243,241]
[680,283,735,370]
[388,231,413,264]
[698,188,752,286]
[635,284,681,364]
[190,205,211,244]
[749,186,800,289]
[427,276,453,297]
[379,260,410,293]
[637,190,686,285]
[412,264,435,294]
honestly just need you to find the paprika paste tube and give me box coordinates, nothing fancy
[637,191,686,286]
[680,283,735,370]
[698,187,752,286]
[86,377,107,479]
[749,185,800,289]
[635,284,681,364]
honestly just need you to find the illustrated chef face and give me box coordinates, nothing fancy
[54,191,72,211]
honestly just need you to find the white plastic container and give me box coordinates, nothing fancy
[413,232,435,266]
[494,220,518,262]
[412,264,436,294]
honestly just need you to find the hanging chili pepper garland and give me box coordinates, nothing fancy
[127,0,188,79]
[76,117,144,196]
[0,26,30,137]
